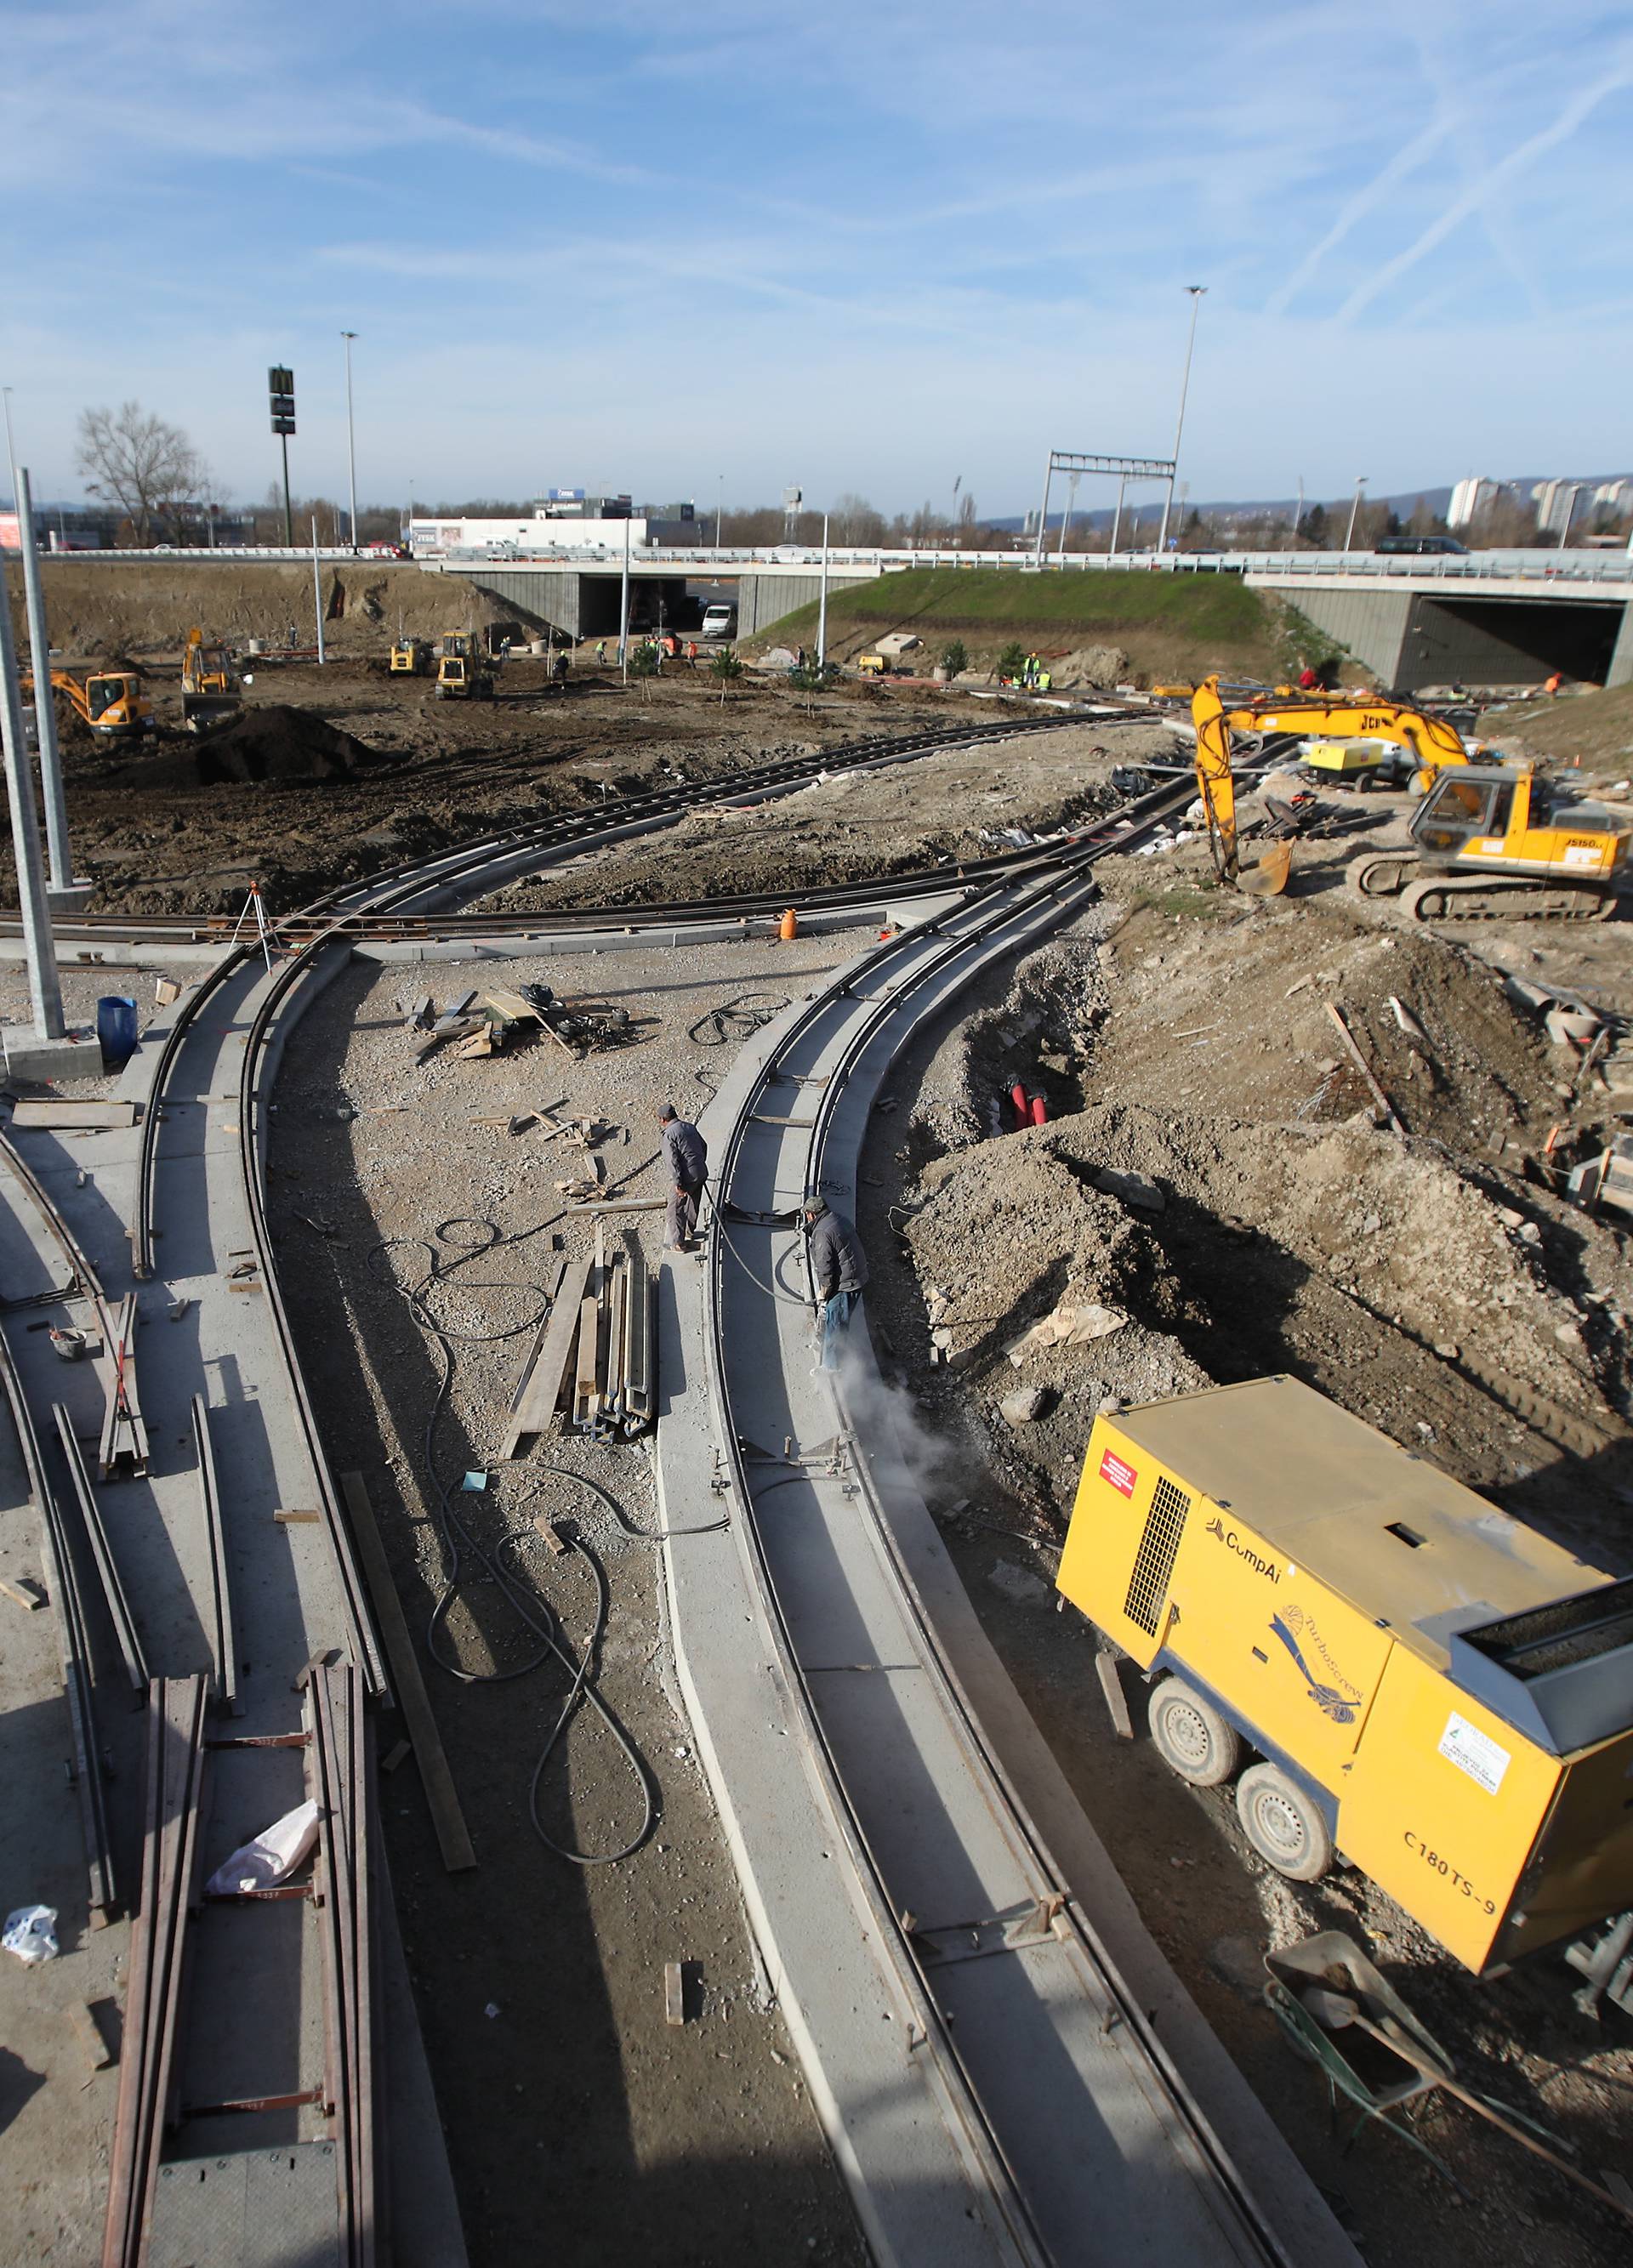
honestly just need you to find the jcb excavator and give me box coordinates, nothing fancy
[1347,763,1630,920]
[22,668,153,737]
[1189,676,1292,895]
[1213,690,1476,793]
[390,636,433,675]
[180,628,242,732]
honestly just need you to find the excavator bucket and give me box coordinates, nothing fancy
[1190,675,1238,882]
[1239,840,1293,896]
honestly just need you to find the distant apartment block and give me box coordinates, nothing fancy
[1447,476,1503,526]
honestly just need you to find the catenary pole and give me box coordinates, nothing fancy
[619,516,631,684]
[2,387,17,508]
[0,548,65,1037]
[1158,285,1206,556]
[341,332,359,550]
[816,513,831,668]
[1033,449,1053,568]
[15,469,72,888]
[311,518,326,663]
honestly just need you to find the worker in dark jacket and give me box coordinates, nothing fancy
[804,1195,868,1371]
[658,1104,707,1251]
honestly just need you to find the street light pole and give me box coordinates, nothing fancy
[341,332,359,550]
[1345,475,1368,554]
[619,515,631,684]
[1158,285,1206,554]
[716,474,724,549]
[0,547,65,1041]
[1,386,16,508]
[816,512,830,669]
[15,469,74,890]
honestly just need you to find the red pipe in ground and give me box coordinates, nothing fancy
[1010,1082,1029,1128]
[1030,1094,1048,1126]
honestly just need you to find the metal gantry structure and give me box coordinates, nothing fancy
[1032,449,1177,566]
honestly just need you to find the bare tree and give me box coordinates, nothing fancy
[76,401,202,545]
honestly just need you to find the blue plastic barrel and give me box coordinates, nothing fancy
[96,996,139,1072]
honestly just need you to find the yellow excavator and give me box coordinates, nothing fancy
[180,628,242,732]
[1190,677,1293,895]
[22,668,153,737]
[1215,690,1476,793]
[1347,762,1631,920]
[390,636,433,675]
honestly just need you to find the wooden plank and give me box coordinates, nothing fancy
[339,1471,476,1874]
[1324,1001,1405,1136]
[0,1573,44,1610]
[664,1962,686,2026]
[573,1291,600,1430]
[1095,1649,1134,1740]
[502,1259,586,1458]
[10,1100,139,1130]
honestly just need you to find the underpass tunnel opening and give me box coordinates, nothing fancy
[1404,596,1623,691]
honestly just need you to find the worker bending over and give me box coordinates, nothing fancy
[804,1196,868,1372]
[658,1103,707,1252]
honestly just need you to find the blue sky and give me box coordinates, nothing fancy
[3,0,1630,518]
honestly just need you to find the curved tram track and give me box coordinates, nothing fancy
[0,715,1349,2266]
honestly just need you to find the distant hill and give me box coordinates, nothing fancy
[987,473,1632,535]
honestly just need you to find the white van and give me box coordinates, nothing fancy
[700,603,737,639]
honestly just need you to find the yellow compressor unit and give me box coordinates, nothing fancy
[1055,1376,1633,1978]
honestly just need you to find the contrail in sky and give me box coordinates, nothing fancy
[1335,66,1633,322]
[1266,117,1454,316]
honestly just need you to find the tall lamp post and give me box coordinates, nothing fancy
[1344,475,1368,554]
[340,331,359,550]
[1,387,15,508]
[816,512,831,670]
[1157,284,1206,554]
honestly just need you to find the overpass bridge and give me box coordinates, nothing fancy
[26,542,1633,687]
[414,544,1633,685]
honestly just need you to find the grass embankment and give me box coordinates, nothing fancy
[752,566,1310,685]
[1480,681,1633,771]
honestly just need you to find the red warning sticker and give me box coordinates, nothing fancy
[1099,1450,1137,1498]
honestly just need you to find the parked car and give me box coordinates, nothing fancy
[1374,536,1469,555]
[700,603,737,639]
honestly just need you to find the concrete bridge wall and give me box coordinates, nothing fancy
[1287,585,1633,692]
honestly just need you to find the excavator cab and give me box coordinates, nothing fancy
[434,651,493,701]
[1350,762,1630,918]
[83,672,149,730]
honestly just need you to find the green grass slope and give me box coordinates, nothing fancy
[750,566,1299,684]
[1481,681,1633,772]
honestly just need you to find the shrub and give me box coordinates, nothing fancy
[941,639,968,678]
[997,639,1027,679]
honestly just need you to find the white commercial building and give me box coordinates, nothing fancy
[410,512,648,558]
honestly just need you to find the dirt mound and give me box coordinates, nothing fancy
[14,560,473,662]
[1088,890,1562,1150]
[196,704,389,783]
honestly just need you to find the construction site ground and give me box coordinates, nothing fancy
[8,580,1633,2268]
[268,930,875,2268]
[2,657,1073,920]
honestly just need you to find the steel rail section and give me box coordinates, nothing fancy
[672,773,1360,2265]
[0,1315,117,1918]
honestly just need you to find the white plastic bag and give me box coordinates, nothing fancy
[205,1799,322,1898]
[3,1904,60,1964]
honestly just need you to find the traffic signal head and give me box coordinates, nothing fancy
[268,366,295,435]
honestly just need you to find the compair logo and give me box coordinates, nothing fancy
[1204,1515,1280,1583]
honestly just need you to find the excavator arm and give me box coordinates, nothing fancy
[1189,675,1292,896]
[1191,674,1238,879]
[1222,694,1470,792]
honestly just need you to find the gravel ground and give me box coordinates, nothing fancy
[270,929,874,2268]
[849,901,1633,2268]
[478,717,1181,911]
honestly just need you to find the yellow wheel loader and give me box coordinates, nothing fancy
[389,636,433,675]
[1346,761,1630,920]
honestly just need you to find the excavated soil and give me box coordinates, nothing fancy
[850,891,1633,2268]
[3,663,1038,917]
[481,719,1182,911]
